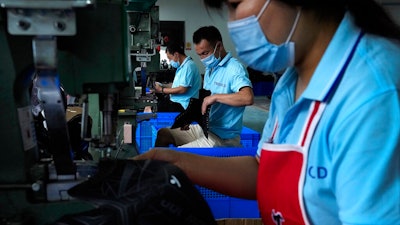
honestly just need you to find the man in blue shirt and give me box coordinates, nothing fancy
[155,26,254,147]
[154,42,201,112]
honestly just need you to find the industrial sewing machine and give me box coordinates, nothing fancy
[0,0,162,224]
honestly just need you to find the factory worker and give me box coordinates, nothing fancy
[154,42,202,112]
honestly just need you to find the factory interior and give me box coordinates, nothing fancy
[0,0,399,224]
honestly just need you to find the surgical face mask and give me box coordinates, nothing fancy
[170,60,180,68]
[227,0,301,72]
[201,43,221,69]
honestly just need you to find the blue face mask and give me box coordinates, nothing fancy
[227,0,301,72]
[201,43,221,69]
[170,60,180,69]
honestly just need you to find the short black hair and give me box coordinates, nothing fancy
[165,42,185,55]
[203,0,224,8]
[192,26,222,47]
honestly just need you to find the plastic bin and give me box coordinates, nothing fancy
[252,81,274,97]
[136,112,179,153]
[135,123,156,154]
[240,127,260,148]
[142,112,179,127]
[175,147,260,219]
[205,198,260,219]
[134,116,262,218]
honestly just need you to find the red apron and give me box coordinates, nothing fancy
[256,31,363,225]
[257,101,326,225]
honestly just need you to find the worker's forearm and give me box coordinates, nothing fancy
[162,86,187,94]
[213,93,253,106]
[134,148,258,199]
[212,87,254,107]
[181,154,258,200]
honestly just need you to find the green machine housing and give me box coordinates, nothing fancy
[0,0,159,224]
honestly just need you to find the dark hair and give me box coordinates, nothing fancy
[166,42,185,55]
[203,0,400,41]
[193,26,223,47]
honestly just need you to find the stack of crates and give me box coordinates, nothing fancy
[135,112,262,219]
[135,121,157,154]
[135,112,179,154]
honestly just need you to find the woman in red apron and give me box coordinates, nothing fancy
[136,0,400,224]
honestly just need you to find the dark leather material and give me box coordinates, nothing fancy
[170,89,211,138]
[61,159,217,225]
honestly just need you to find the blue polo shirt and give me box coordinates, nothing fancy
[257,13,400,224]
[170,56,201,109]
[203,52,252,139]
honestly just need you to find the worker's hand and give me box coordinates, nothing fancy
[202,95,216,114]
[154,82,162,93]
[180,124,190,130]
[133,148,180,165]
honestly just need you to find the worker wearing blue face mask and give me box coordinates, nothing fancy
[227,0,300,73]
[154,42,202,112]
[200,41,221,69]
[136,0,400,224]
[156,26,254,147]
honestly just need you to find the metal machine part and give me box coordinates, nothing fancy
[0,0,94,8]
[7,8,77,36]
[32,36,76,175]
[0,1,96,223]
[128,4,161,96]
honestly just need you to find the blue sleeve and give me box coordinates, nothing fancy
[230,63,252,93]
[331,92,400,224]
[176,67,192,87]
[174,63,199,88]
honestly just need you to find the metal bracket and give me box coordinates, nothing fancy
[7,8,77,36]
[0,0,95,35]
[0,0,94,9]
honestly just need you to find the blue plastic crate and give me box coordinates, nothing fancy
[229,198,260,218]
[240,127,261,148]
[135,125,157,154]
[177,147,257,200]
[149,112,179,127]
[205,198,260,219]
[206,199,230,218]
[135,112,179,153]
[139,120,153,136]
[252,81,274,96]
[136,112,178,130]
[175,147,260,219]
[135,121,262,218]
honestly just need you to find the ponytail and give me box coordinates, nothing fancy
[346,0,400,41]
